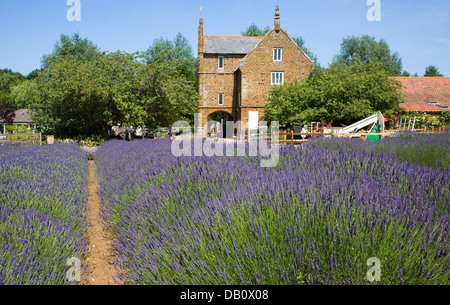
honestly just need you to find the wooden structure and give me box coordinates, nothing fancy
[0,133,42,145]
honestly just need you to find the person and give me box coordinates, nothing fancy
[135,126,142,139]
[114,130,123,140]
[168,126,174,140]
[125,126,130,141]
[109,126,116,139]
[301,125,308,140]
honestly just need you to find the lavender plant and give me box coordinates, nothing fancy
[0,143,89,285]
[96,136,449,285]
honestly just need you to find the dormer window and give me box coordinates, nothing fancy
[273,48,282,61]
[218,56,224,69]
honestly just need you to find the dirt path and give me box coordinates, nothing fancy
[84,160,122,285]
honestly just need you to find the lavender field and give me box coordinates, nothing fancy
[96,134,450,285]
[0,143,89,285]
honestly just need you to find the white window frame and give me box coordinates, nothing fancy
[218,93,224,105]
[271,72,284,85]
[273,48,282,61]
[218,56,224,69]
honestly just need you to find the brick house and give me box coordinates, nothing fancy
[196,7,314,137]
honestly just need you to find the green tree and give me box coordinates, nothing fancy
[139,62,198,130]
[26,69,42,80]
[264,61,403,128]
[142,33,197,85]
[241,23,270,36]
[0,69,26,110]
[42,33,99,68]
[23,51,198,138]
[401,71,411,77]
[424,65,443,77]
[333,35,405,76]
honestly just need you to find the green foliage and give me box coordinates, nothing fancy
[333,35,404,76]
[56,135,105,148]
[400,113,446,129]
[0,69,26,110]
[26,69,42,80]
[22,49,197,139]
[424,65,444,77]
[41,33,100,68]
[142,33,198,85]
[9,80,38,110]
[5,125,29,134]
[440,111,450,125]
[241,23,270,36]
[264,61,403,128]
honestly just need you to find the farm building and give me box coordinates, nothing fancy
[196,6,314,137]
[392,77,450,113]
[0,109,36,133]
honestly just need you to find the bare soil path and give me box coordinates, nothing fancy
[84,160,122,285]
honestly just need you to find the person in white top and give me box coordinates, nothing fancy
[135,126,142,139]
[301,125,308,140]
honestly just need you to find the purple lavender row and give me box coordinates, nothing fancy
[95,135,449,285]
[0,143,89,285]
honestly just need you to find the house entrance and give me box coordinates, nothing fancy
[207,111,234,139]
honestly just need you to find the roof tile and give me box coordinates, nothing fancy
[391,77,450,113]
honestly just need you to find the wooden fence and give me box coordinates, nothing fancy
[256,126,446,144]
[0,133,42,145]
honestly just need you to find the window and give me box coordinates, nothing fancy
[271,72,284,85]
[218,56,224,69]
[273,48,282,61]
[218,93,224,105]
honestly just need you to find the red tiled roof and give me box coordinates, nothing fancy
[391,77,450,113]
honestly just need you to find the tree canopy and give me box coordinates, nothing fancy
[332,35,405,76]
[41,33,100,68]
[264,62,403,128]
[22,51,198,138]
[6,32,198,139]
[424,65,443,77]
[0,69,26,110]
[142,33,197,85]
[241,23,271,36]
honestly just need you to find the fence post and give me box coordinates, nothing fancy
[432,126,435,133]
[424,126,427,133]
[40,132,42,146]
[291,129,294,144]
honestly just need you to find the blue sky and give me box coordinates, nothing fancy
[0,0,449,76]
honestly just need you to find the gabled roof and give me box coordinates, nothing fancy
[203,36,263,54]
[0,109,34,124]
[391,77,450,112]
[235,27,314,72]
